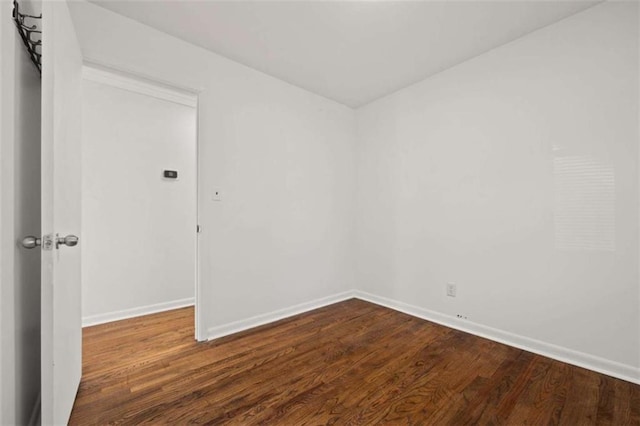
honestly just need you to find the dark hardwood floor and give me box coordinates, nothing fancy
[69,299,640,425]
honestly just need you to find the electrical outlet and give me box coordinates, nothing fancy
[446,283,456,297]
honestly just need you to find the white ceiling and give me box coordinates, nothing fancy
[88,0,599,108]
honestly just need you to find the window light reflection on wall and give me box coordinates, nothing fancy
[552,154,615,252]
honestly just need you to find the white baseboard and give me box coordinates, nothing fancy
[82,297,195,327]
[207,291,356,340]
[204,289,638,385]
[27,392,40,426]
[354,290,640,385]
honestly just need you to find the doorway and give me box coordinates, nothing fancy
[79,65,200,339]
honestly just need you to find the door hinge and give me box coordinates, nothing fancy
[197,225,201,233]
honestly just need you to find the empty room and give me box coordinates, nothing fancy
[1,0,639,424]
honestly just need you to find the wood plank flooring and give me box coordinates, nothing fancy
[69,299,640,425]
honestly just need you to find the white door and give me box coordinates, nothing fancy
[40,1,83,424]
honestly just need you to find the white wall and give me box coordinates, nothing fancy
[68,1,357,334]
[356,1,639,379]
[81,75,197,325]
[0,0,42,424]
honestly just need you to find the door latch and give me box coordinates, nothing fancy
[42,234,54,251]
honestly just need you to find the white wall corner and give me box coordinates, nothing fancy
[353,290,640,386]
[82,298,195,327]
[207,290,356,340]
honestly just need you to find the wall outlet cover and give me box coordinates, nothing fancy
[446,283,456,297]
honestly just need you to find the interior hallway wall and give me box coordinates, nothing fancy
[355,2,639,377]
[81,76,197,325]
[69,1,358,335]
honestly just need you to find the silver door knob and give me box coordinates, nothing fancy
[21,236,41,249]
[56,234,79,248]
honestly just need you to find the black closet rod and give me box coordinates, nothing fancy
[12,0,42,75]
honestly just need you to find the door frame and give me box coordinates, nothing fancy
[81,62,207,341]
